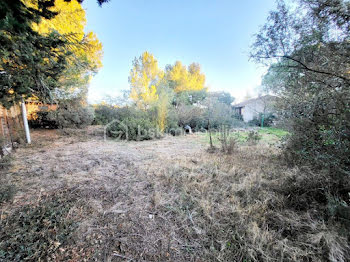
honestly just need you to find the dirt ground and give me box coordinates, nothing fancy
[2,128,347,262]
[1,128,209,261]
[5,128,204,198]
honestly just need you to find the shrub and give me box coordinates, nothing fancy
[92,104,119,125]
[204,97,246,130]
[247,130,261,145]
[55,101,94,128]
[231,117,248,128]
[28,110,58,129]
[218,127,237,154]
[169,127,184,136]
[28,101,94,129]
[165,108,180,131]
[176,104,205,130]
[206,100,235,129]
[95,105,167,140]
[250,0,350,227]
[263,113,276,127]
[0,184,16,204]
[107,116,159,141]
[248,113,276,127]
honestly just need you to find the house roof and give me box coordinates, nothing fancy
[233,95,277,108]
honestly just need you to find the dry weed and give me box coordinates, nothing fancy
[150,145,350,261]
[1,129,349,261]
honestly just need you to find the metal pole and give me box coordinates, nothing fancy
[21,98,31,144]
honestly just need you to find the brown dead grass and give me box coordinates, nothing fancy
[150,151,350,261]
[0,128,349,261]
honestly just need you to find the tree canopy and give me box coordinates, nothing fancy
[129,51,208,109]
[166,61,206,93]
[251,0,350,187]
[209,91,234,106]
[0,0,70,107]
[0,0,103,107]
[129,51,164,109]
[26,0,103,100]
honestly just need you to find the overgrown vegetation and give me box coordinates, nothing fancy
[0,184,16,204]
[246,130,261,145]
[0,155,13,170]
[92,87,245,140]
[153,147,350,261]
[92,104,119,125]
[249,0,350,259]
[91,51,245,140]
[107,116,159,141]
[248,112,276,127]
[1,122,347,261]
[252,0,350,171]
[0,188,85,261]
[218,127,237,154]
[1,0,349,261]
[29,100,94,129]
[29,110,59,129]
[201,127,288,146]
[55,100,94,128]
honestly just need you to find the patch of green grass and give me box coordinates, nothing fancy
[258,127,290,139]
[199,127,290,146]
[257,127,290,144]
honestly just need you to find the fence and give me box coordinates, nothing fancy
[0,104,24,157]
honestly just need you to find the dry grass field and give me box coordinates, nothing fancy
[0,127,348,261]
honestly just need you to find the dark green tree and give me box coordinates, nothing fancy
[0,0,110,108]
[0,0,72,108]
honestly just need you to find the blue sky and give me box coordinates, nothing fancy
[82,0,276,103]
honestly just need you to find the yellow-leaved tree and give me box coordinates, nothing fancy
[187,63,206,91]
[23,0,103,100]
[166,61,206,93]
[129,52,164,109]
[156,89,171,132]
[128,52,206,131]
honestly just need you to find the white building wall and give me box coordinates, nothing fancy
[242,100,269,122]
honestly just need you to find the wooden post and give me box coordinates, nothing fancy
[208,119,213,148]
[3,109,14,149]
[21,99,31,144]
[0,107,5,157]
